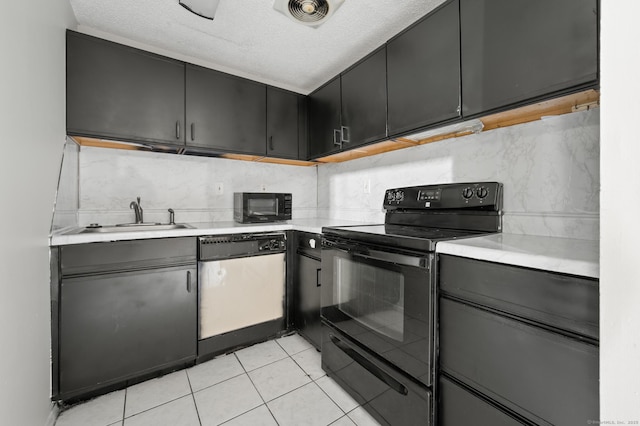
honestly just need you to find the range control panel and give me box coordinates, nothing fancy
[384,182,503,210]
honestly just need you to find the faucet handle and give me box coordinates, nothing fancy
[137,196,141,205]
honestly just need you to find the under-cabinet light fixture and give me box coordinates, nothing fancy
[404,119,485,142]
[179,0,220,20]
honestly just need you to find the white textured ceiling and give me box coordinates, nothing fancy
[69,0,446,94]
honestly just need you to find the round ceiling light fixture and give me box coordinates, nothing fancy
[273,0,345,27]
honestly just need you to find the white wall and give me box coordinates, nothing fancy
[0,1,76,425]
[600,1,640,421]
[319,109,600,240]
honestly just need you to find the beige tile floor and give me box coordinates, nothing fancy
[55,334,381,426]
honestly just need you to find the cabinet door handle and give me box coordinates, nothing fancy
[341,126,350,144]
[269,136,274,151]
[316,268,321,287]
[187,271,192,293]
[191,123,195,141]
[176,121,181,140]
[333,129,342,148]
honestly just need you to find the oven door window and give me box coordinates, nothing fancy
[321,245,434,387]
[335,257,405,342]
[248,198,277,216]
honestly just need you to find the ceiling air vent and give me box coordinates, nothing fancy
[273,0,345,27]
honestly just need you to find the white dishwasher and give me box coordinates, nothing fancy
[197,233,286,360]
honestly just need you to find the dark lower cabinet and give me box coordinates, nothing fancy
[460,0,599,117]
[387,0,461,136]
[438,255,599,426]
[66,31,186,145]
[439,376,523,426]
[186,64,266,155]
[53,238,197,402]
[293,232,322,349]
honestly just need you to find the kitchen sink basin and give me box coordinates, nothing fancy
[72,223,194,234]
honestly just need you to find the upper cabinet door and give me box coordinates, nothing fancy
[267,87,300,159]
[387,0,461,137]
[308,77,342,159]
[66,31,186,145]
[341,46,388,148]
[186,64,266,155]
[460,0,599,117]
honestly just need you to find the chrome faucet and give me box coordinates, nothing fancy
[168,208,175,225]
[130,197,144,224]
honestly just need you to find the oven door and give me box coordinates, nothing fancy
[321,236,434,387]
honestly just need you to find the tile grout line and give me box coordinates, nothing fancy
[185,369,203,426]
[121,372,193,422]
[121,388,127,425]
[234,351,280,425]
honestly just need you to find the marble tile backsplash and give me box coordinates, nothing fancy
[318,109,600,240]
[66,109,598,240]
[77,148,318,226]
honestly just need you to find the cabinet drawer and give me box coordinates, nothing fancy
[439,297,598,426]
[439,376,523,426]
[61,237,196,276]
[439,255,598,339]
[322,324,431,425]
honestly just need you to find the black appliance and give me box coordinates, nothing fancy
[321,182,503,426]
[234,192,292,223]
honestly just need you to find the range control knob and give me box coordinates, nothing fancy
[476,187,489,199]
[462,187,474,199]
[395,191,404,202]
[387,191,395,202]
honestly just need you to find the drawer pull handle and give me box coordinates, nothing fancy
[187,271,192,293]
[330,333,408,395]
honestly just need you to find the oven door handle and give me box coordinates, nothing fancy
[351,249,429,269]
[324,239,428,268]
[330,333,409,396]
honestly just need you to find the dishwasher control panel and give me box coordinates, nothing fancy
[198,233,286,261]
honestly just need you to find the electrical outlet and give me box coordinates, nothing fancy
[363,179,371,194]
[215,182,224,195]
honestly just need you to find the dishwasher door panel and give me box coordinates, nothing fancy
[198,253,285,339]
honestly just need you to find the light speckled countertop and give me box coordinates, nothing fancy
[51,222,599,278]
[50,218,371,246]
[436,233,599,279]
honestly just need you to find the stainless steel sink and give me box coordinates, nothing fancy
[73,223,194,234]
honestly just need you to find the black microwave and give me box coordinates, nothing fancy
[234,192,292,223]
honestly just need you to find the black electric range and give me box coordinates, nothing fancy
[320,182,503,426]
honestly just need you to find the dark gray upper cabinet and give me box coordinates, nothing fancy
[308,46,388,159]
[308,77,341,159]
[186,64,266,155]
[267,87,300,159]
[340,46,388,148]
[387,0,461,136]
[460,0,599,117]
[66,31,186,145]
